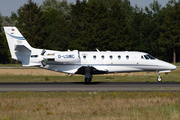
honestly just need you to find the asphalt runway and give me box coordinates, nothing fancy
[0,82,180,92]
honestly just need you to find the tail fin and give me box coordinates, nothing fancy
[4,27,32,65]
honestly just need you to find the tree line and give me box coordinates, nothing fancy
[0,0,180,63]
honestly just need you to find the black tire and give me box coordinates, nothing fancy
[85,78,91,83]
[157,77,162,82]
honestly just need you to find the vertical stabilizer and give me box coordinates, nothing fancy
[4,27,32,65]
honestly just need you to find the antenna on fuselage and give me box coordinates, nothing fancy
[96,48,100,52]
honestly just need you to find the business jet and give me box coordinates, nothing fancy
[4,27,177,83]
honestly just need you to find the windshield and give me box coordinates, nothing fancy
[144,55,149,59]
[147,54,155,60]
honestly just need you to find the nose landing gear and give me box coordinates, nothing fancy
[155,71,162,82]
[157,76,162,82]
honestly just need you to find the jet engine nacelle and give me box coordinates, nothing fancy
[54,50,80,63]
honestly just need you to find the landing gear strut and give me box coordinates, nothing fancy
[155,71,162,82]
[84,67,93,83]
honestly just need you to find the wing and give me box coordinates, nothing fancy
[75,66,108,75]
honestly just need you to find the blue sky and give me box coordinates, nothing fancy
[0,0,173,17]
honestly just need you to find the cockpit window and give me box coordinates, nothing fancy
[144,55,149,60]
[141,56,144,59]
[147,54,155,60]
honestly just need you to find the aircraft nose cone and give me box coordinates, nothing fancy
[172,64,177,70]
[157,60,177,70]
[168,64,177,70]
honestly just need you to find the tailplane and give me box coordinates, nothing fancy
[4,27,32,65]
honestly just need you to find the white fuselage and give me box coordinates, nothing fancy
[29,50,176,75]
[78,51,176,73]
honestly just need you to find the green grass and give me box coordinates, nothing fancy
[0,74,178,82]
[0,64,22,67]
[0,67,179,82]
[0,68,179,82]
[0,67,179,119]
[0,92,180,120]
[0,74,179,83]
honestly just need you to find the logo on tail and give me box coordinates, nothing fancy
[7,33,25,40]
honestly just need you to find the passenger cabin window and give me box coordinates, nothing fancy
[83,56,86,59]
[126,55,129,60]
[110,55,113,60]
[101,55,104,60]
[93,55,96,60]
[118,55,121,60]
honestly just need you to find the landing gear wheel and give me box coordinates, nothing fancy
[85,78,91,83]
[157,77,162,82]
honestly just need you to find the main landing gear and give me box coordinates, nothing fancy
[85,78,92,83]
[84,67,93,83]
[155,71,162,82]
